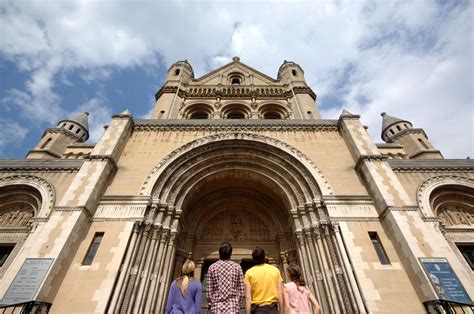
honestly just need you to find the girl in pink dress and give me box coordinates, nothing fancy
[283,264,320,314]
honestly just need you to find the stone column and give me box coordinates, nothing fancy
[332,222,366,313]
[108,222,141,313]
[314,225,339,313]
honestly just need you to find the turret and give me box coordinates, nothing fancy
[278,60,319,119]
[381,112,442,159]
[166,60,194,85]
[27,112,90,159]
[277,60,306,84]
[151,60,194,119]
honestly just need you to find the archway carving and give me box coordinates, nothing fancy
[0,175,55,218]
[417,175,474,218]
[139,132,334,197]
[110,135,361,314]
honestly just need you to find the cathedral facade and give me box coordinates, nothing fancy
[0,57,472,313]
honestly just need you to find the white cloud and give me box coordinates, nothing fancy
[0,0,472,157]
[0,119,28,155]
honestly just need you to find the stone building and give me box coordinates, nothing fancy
[0,57,472,313]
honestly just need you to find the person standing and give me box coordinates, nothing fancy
[206,241,245,313]
[245,247,283,314]
[283,264,321,314]
[165,259,202,314]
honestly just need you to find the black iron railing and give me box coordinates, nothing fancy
[423,299,474,314]
[0,301,51,313]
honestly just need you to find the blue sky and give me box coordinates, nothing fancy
[0,0,472,158]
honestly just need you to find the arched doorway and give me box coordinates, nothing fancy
[109,134,360,313]
[175,172,293,310]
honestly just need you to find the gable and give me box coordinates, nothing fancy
[193,60,279,86]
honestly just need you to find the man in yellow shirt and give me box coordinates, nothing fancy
[244,247,283,313]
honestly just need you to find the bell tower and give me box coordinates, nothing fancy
[381,112,443,159]
[27,112,89,159]
[150,60,194,119]
[277,60,320,119]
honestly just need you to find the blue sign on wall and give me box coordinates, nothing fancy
[420,257,472,304]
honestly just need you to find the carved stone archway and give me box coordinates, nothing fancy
[418,176,474,272]
[0,176,53,278]
[109,134,361,313]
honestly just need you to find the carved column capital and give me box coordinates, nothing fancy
[143,223,152,236]
[133,221,141,233]
[330,221,340,233]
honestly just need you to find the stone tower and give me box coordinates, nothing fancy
[26,112,89,159]
[381,112,443,159]
[150,57,318,120]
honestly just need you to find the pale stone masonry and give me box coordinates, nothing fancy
[0,58,472,313]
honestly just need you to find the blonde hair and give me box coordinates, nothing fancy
[178,259,195,297]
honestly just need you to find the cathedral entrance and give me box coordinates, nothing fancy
[109,134,362,313]
[172,172,294,280]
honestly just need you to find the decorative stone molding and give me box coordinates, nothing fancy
[388,159,474,172]
[139,132,334,197]
[0,159,83,171]
[0,175,55,218]
[387,128,427,143]
[379,206,419,221]
[43,127,83,141]
[134,119,339,132]
[417,175,474,218]
[354,155,388,172]
[155,84,316,101]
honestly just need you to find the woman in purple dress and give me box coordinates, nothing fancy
[165,259,202,314]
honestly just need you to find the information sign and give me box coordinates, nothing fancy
[0,258,54,305]
[420,257,472,304]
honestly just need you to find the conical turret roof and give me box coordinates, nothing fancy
[381,112,411,134]
[67,112,89,131]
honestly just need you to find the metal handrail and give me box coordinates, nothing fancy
[0,300,52,314]
[423,299,474,314]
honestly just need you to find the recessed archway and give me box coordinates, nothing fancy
[111,134,360,314]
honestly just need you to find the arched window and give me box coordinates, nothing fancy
[174,69,180,76]
[228,73,244,86]
[292,69,297,76]
[221,103,250,119]
[396,125,401,131]
[430,185,474,270]
[183,104,213,120]
[68,124,74,131]
[259,103,289,120]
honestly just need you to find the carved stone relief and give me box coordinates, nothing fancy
[438,206,473,227]
[199,209,272,240]
[0,209,34,227]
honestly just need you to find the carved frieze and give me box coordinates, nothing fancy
[0,209,33,227]
[199,209,272,240]
[438,206,473,228]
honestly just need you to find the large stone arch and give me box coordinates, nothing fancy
[417,175,474,218]
[109,134,360,314]
[0,175,55,278]
[139,133,334,197]
[0,175,55,218]
[417,175,474,273]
